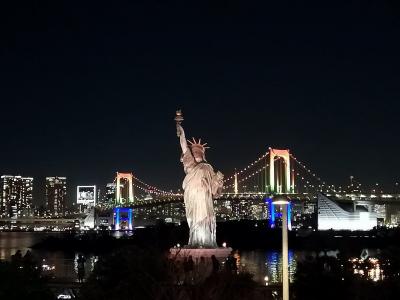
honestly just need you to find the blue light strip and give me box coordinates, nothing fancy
[271,202,275,228]
[115,208,120,230]
[265,198,275,228]
[128,208,133,230]
[266,198,291,230]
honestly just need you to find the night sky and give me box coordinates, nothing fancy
[1,1,400,204]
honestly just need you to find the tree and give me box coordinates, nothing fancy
[80,246,168,300]
[0,260,53,300]
[80,246,262,300]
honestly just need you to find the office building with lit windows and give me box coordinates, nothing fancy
[46,177,67,216]
[0,175,33,218]
[105,183,116,204]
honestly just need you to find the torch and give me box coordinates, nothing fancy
[174,109,184,137]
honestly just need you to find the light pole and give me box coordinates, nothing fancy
[273,196,289,300]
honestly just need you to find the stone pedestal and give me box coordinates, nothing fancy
[169,247,232,261]
[169,247,233,284]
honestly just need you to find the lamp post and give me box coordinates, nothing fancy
[273,196,289,300]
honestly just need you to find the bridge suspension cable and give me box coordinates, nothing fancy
[132,182,175,197]
[223,151,269,183]
[132,176,182,196]
[131,149,338,197]
[223,164,269,190]
[289,153,334,192]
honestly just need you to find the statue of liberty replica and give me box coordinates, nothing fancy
[175,110,224,248]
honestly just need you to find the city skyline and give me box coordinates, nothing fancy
[1,1,400,203]
[0,167,398,208]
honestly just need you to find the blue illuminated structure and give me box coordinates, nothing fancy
[266,198,275,228]
[265,197,291,230]
[114,207,133,230]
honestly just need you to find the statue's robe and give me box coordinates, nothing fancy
[181,149,222,248]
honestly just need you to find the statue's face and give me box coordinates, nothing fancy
[192,148,205,162]
[194,154,203,163]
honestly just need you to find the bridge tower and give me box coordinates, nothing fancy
[234,171,238,194]
[268,148,294,194]
[115,172,134,205]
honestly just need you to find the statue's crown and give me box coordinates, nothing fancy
[188,138,210,154]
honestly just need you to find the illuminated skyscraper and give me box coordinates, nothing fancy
[46,177,67,216]
[0,175,33,218]
[105,183,116,204]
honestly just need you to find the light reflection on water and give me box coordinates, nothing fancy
[238,250,298,284]
[0,232,98,281]
[0,232,388,284]
[0,232,52,260]
[0,231,133,260]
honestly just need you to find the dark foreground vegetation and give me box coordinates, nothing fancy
[294,253,400,300]
[77,245,400,300]
[0,253,53,300]
[80,246,265,300]
[2,243,400,299]
[3,222,400,299]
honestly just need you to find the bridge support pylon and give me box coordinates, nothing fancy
[115,172,134,205]
[114,207,133,230]
[234,171,238,194]
[268,148,294,194]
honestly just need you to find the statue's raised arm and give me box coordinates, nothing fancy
[177,124,188,154]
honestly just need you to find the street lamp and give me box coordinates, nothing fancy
[273,195,289,300]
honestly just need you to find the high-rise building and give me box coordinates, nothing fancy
[105,183,116,204]
[46,177,67,216]
[0,175,33,218]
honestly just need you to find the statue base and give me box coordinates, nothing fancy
[169,247,232,261]
[168,247,233,284]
